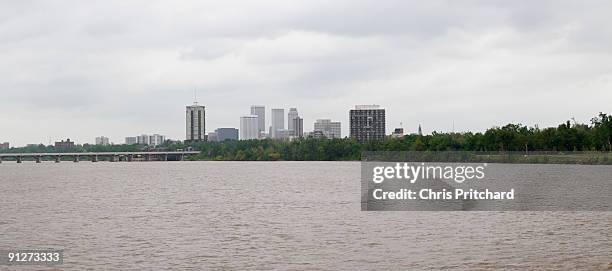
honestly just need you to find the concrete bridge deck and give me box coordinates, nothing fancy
[0,151,200,163]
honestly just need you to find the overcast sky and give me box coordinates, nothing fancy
[1,1,611,146]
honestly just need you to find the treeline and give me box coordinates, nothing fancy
[180,112,612,161]
[3,113,611,161]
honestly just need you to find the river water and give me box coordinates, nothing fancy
[0,161,610,270]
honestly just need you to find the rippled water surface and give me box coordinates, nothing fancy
[1,162,611,270]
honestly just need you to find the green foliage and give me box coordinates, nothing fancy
[3,112,612,159]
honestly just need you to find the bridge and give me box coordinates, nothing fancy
[0,151,201,163]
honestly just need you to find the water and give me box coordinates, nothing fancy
[0,162,610,270]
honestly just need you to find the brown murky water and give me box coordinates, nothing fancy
[0,161,610,270]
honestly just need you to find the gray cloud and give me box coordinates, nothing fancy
[1,0,612,146]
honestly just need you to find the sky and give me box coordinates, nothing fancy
[1,0,611,146]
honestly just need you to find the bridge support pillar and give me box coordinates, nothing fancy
[35,156,41,163]
[73,156,79,163]
[110,155,117,162]
[55,156,61,163]
[128,155,133,162]
[145,154,150,161]
[164,154,168,161]
[17,156,22,163]
[0,156,3,163]
[92,155,98,162]
[180,154,184,161]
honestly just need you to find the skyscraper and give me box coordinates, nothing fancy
[271,108,284,139]
[314,119,342,138]
[287,108,299,133]
[349,105,386,142]
[250,105,265,135]
[240,116,259,140]
[292,117,303,137]
[186,103,206,142]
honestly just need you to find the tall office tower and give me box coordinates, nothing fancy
[314,119,342,138]
[95,136,110,146]
[271,108,284,138]
[287,108,299,132]
[240,116,259,140]
[292,117,304,137]
[349,105,386,142]
[250,105,265,135]
[186,103,206,142]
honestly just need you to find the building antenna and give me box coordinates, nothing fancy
[193,88,198,105]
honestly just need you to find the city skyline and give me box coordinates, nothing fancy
[2,1,612,146]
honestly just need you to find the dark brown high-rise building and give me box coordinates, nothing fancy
[186,103,206,142]
[349,105,386,142]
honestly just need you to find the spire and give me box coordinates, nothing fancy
[418,124,422,136]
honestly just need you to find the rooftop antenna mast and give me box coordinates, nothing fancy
[193,88,198,105]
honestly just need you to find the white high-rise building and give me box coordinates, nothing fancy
[240,115,259,140]
[287,108,299,133]
[271,108,284,139]
[186,103,206,141]
[314,119,342,138]
[95,136,109,146]
[250,105,265,135]
[149,134,166,146]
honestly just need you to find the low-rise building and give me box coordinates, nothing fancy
[391,128,404,138]
[306,130,325,139]
[215,128,239,141]
[0,142,9,150]
[125,134,165,146]
[208,132,219,142]
[55,138,75,150]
